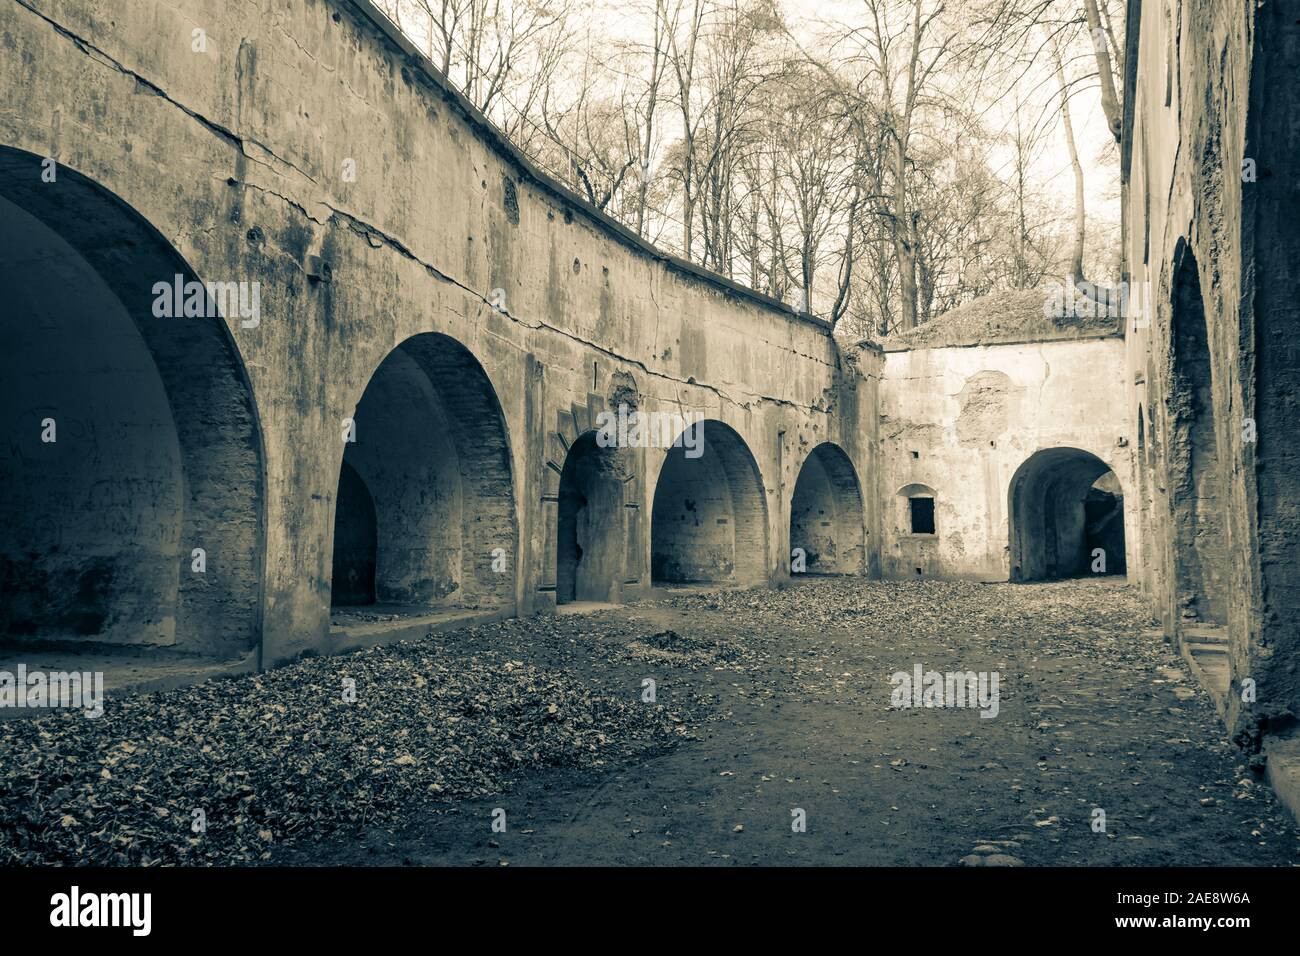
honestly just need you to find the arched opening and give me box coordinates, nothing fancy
[556,432,629,604]
[650,421,768,586]
[1008,448,1125,581]
[0,148,264,658]
[1168,243,1226,626]
[329,333,515,616]
[789,443,865,574]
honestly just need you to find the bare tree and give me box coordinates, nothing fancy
[664,0,711,258]
[378,0,575,135]
[377,0,1122,329]
[538,71,641,211]
[631,0,672,236]
[1050,33,1087,289]
[827,0,961,330]
[1083,0,1123,143]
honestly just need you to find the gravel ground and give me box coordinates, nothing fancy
[3,578,1296,866]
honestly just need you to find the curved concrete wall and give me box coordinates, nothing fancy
[0,0,877,664]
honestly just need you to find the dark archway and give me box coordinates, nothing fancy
[1009,448,1125,581]
[0,148,265,658]
[329,333,516,613]
[789,443,865,574]
[650,421,768,586]
[1168,243,1227,625]
[1085,473,1127,576]
[556,432,629,604]
[331,461,378,606]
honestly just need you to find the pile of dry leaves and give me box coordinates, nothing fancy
[0,640,689,865]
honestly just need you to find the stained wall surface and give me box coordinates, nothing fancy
[1121,0,1300,746]
[878,335,1132,581]
[0,0,876,664]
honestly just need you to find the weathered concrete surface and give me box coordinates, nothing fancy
[3,0,1298,830]
[878,334,1132,580]
[1121,0,1300,791]
[0,0,874,665]
[5,0,1295,815]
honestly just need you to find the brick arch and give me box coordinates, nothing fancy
[330,332,516,611]
[789,442,865,574]
[0,146,266,659]
[650,420,768,586]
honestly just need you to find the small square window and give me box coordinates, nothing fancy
[909,496,935,535]
[910,450,920,459]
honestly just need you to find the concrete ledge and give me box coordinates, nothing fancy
[554,601,620,616]
[1179,626,1231,720]
[1176,628,1300,826]
[1264,737,1300,826]
[329,606,514,653]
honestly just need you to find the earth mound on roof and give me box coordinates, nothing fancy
[881,287,1122,351]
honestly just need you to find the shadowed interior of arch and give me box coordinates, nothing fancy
[0,148,264,659]
[330,460,378,606]
[649,420,768,586]
[556,431,629,604]
[1008,447,1126,581]
[328,333,516,616]
[789,442,865,574]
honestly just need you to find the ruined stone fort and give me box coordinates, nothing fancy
[1,0,1296,787]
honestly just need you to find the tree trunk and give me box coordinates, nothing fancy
[1083,0,1124,144]
[1053,45,1087,289]
[892,138,919,330]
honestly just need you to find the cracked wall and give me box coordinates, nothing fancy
[1122,0,1300,749]
[878,335,1131,580]
[0,0,876,663]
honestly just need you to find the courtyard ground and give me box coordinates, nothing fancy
[3,578,1296,867]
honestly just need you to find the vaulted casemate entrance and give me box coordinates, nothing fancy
[650,421,768,586]
[789,442,866,574]
[1008,447,1125,581]
[1166,243,1227,626]
[329,333,516,615]
[0,147,265,658]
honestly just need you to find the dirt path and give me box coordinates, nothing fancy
[277,579,1299,867]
